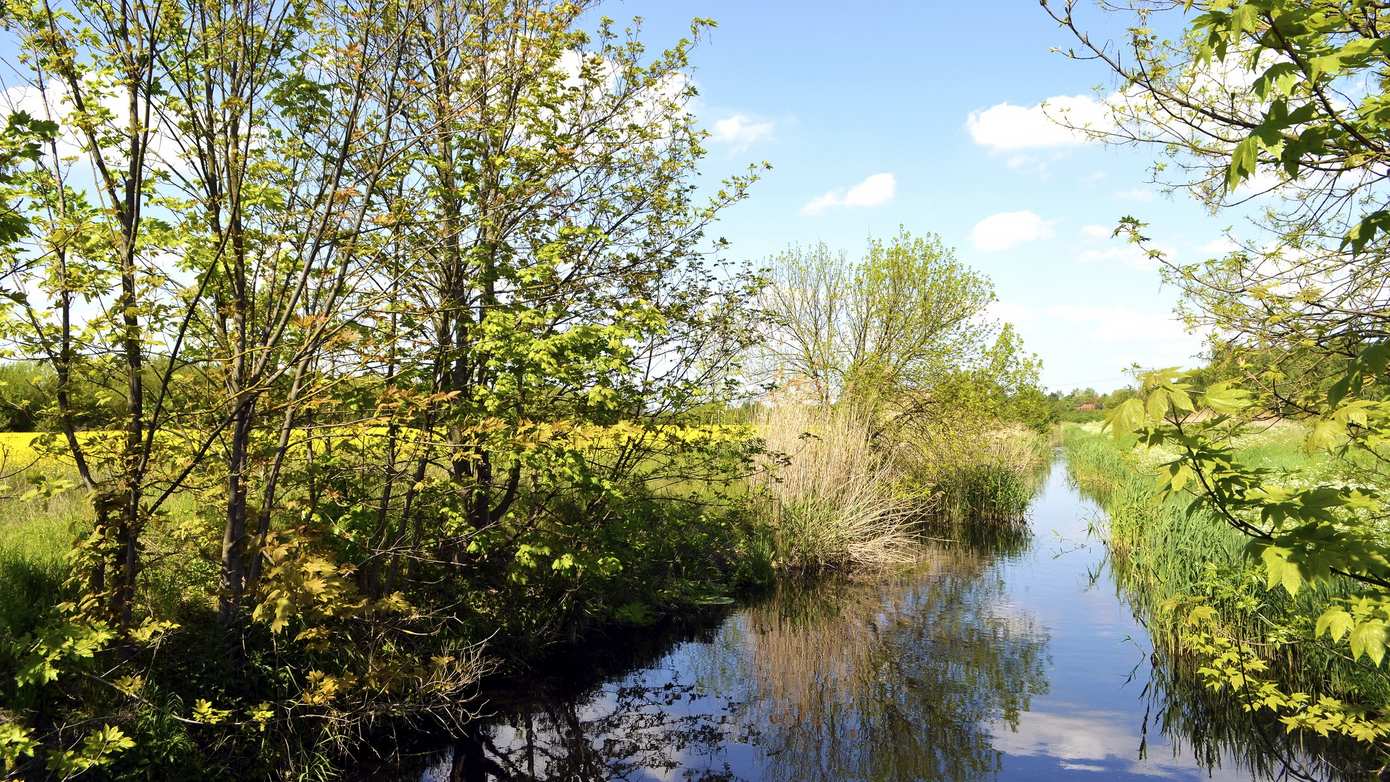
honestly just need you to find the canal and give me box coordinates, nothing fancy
[412,457,1330,780]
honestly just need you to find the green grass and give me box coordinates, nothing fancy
[0,433,84,643]
[934,462,1037,524]
[0,431,214,641]
[1061,422,1388,702]
[930,425,1051,526]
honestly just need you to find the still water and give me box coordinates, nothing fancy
[415,459,1322,781]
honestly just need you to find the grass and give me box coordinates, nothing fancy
[749,408,1051,571]
[750,405,921,570]
[1061,422,1389,702]
[0,433,84,644]
[0,431,216,642]
[930,425,1050,525]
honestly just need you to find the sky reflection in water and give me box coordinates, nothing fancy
[421,461,1307,781]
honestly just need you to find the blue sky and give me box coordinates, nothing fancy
[625,1,1236,392]
[0,1,1233,393]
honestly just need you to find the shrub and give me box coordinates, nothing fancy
[751,405,920,570]
[922,425,1048,525]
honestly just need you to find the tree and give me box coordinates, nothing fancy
[1046,0,1390,758]
[759,229,1038,430]
[1045,0,1390,408]
[0,0,763,773]
[369,1,762,579]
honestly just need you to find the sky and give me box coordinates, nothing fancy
[620,1,1240,393]
[0,1,1240,393]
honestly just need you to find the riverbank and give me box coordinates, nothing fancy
[1061,423,1390,774]
[0,419,1051,778]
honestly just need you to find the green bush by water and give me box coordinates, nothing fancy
[934,463,1035,524]
[930,426,1050,526]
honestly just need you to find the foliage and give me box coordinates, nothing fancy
[749,405,921,570]
[1040,384,1139,425]
[1097,360,1390,756]
[0,0,766,775]
[757,230,1038,423]
[1044,0,1390,763]
[1063,424,1390,772]
[755,230,1047,537]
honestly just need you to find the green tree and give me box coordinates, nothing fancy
[1047,0,1390,756]
[369,2,762,580]
[759,229,1037,426]
[0,0,763,774]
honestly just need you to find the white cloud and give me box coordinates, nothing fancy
[990,302,1202,358]
[1199,237,1239,255]
[971,210,1055,252]
[709,113,774,150]
[1077,244,1175,270]
[1114,187,1155,202]
[1046,304,1194,346]
[3,82,193,169]
[988,300,1035,326]
[556,49,690,139]
[1076,225,1178,270]
[966,94,1113,151]
[1232,167,1284,198]
[800,192,839,216]
[800,172,896,216]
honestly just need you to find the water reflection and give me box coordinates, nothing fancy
[407,460,1342,781]
[413,533,1050,782]
[714,544,1049,781]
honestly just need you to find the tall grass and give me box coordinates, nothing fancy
[0,434,83,644]
[927,425,1050,525]
[1061,423,1389,702]
[0,432,210,642]
[751,405,920,570]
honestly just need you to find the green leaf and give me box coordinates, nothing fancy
[1106,397,1148,436]
[1229,3,1259,37]
[1316,608,1354,642]
[1308,418,1347,450]
[1170,462,1194,493]
[1227,135,1260,191]
[1147,388,1171,419]
[1350,621,1387,665]
[1260,545,1303,595]
[1203,382,1251,414]
[1186,604,1217,625]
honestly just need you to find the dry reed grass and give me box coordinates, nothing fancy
[750,405,921,569]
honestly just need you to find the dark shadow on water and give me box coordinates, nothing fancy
[371,534,1051,781]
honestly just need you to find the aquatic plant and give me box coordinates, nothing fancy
[927,426,1049,525]
[1062,423,1390,773]
[751,405,920,570]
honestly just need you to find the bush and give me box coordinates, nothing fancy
[751,405,921,570]
[919,425,1049,525]
[934,463,1034,524]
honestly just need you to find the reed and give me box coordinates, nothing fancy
[928,425,1049,525]
[1061,423,1389,702]
[751,405,920,570]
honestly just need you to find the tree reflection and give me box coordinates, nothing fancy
[418,533,1050,781]
[721,542,1049,781]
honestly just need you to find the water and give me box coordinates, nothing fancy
[412,459,1325,781]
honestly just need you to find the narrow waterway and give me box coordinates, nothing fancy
[414,458,1319,781]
